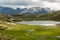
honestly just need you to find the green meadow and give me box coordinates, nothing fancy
[0,21,60,40]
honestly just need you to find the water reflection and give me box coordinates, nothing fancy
[16,21,60,26]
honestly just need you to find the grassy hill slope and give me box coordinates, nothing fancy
[12,11,60,21]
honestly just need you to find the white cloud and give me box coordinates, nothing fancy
[0,0,60,10]
[43,1,60,10]
[46,0,60,2]
[32,0,39,2]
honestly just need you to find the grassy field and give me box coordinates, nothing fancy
[0,21,60,40]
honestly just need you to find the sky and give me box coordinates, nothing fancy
[0,0,60,10]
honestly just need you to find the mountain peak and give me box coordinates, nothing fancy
[0,6,53,15]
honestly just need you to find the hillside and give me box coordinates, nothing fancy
[39,11,60,21]
[0,10,60,22]
[0,13,15,22]
[12,11,60,21]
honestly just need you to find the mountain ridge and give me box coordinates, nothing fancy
[0,6,53,15]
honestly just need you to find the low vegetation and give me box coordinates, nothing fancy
[0,20,60,40]
[0,11,60,40]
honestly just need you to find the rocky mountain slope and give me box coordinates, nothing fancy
[0,6,53,15]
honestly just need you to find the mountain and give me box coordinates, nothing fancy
[12,11,60,21]
[0,6,23,14]
[20,7,52,14]
[0,10,60,22]
[0,6,53,15]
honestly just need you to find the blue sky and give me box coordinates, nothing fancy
[0,0,60,10]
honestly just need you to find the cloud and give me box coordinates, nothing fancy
[0,0,60,10]
[0,0,43,6]
[45,0,60,2]
[43,1,60,10]
[0,0,60,6]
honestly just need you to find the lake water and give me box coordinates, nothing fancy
[16,21,60,26]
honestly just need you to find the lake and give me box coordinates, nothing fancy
[16,21,60,26]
